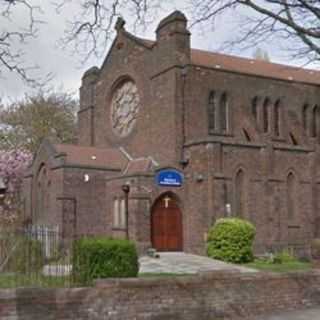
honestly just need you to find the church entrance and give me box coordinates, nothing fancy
[151,194,183,251]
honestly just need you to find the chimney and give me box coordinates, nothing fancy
[155,11,191,66]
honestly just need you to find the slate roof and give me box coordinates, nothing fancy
[191,49,320,85]
[54,144,128,170]
[138,38,320,85]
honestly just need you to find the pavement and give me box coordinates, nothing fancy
[254,307,320,320]
[139,252,257,274]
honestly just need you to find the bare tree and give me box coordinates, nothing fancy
[56,0,168,61]
[189,0,320,63]
[0,0,48,85]
[56,0,320,64]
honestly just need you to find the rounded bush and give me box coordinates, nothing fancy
[207,218,256,263]
[72,237,139,285]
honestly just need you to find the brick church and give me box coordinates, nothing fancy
[23,11,320,256]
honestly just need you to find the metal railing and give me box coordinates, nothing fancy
[0,226,74,288]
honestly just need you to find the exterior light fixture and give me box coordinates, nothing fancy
[121,183,130,240]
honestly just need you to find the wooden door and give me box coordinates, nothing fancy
[151,195,183,251]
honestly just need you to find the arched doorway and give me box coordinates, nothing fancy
[151,193,183,251]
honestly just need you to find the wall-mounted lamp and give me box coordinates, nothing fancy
[121,183,130,240]
[225,203,231,217]
[196,174,204,183]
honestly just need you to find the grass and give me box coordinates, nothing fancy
[0,272,72,288]
[244,260,312,273]
[139,272,194,278]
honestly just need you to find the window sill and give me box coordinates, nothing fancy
[112,227,127,231]
[288,225,301,229]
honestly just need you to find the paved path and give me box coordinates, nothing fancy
[255,307,320,320]
[139,252,257,274]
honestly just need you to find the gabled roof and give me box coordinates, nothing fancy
[54,144,128,170]
[124,158,154,175]
[120,33,320,85]
[191,49,320,85]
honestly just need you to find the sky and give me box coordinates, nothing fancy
[0,1,296,103]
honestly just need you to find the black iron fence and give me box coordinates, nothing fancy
[0,226,74,288]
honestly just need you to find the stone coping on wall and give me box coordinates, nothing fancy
[0,270,320,320]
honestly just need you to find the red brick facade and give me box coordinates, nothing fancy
[24,11,320,256]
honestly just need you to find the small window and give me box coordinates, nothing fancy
[113,199,126,228]
[208,91,215,131]
[252,96,258,121]
[263,98,270,133]
[312,105,319,138]
[220,92,228,131]
[287,173,296,219]
[235,169,245,217]
[274,99,281,136]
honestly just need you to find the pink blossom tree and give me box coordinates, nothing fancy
[0,150,32,226]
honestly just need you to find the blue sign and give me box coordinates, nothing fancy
[156,169,184,187]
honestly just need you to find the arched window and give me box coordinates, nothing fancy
[287,173,296,219]
[235,169,245,217]
[312,105,319,138]
[263,98,270,133]
[36,164,47,220]
[252,96,258,121]
[208,91,216,132]
[302,104,308,132]
[274,99,281,136]
[220,92,228,131]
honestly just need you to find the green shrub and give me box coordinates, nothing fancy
[9,237,44,274]
[272,249,297,264]
[207,218,256,263]
[72,237,139,285]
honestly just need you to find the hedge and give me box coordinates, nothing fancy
[207,218,256,263]
[72,237,139,285]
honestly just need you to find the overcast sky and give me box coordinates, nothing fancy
[0,1,291,103]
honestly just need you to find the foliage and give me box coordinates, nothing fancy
[0,91,78,153]
[272,249,296,264]
[0,149,32,225]
[7,236,44,274]
[72,237,139,285]
[207,218,256,263]
[245,259,312,273]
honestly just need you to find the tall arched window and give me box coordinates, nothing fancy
[287,173,296,219]
[235,169,245,217]
[36,164,47,220]
[208,91,216,132]
[252,96,258,121]
[302,104,308,132]
[220,92,228,131]
[274,99,281,136]
[312,105,319,138]
[263,98,270,133]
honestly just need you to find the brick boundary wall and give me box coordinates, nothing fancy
[0,271,320,320]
